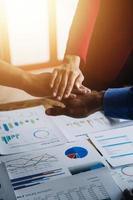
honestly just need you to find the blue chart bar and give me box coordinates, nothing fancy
[1,134,19,144]
[3,124,9,131]
[14,122,19,126]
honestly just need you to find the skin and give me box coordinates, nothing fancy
[0,60,52,97]
[0,59,86,98]
[46,90,103,118]
[50,55,84,100]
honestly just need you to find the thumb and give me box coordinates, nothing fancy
[75,74,84,89]
[45,106,67,116]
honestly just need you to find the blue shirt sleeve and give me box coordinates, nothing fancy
[103,87,133,119]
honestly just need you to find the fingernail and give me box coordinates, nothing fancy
[53,92,56,97]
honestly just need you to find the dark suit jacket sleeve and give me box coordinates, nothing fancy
[104,87,133,119]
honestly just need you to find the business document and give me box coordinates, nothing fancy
[0,140,104,194]
[0,106,66,154]
[16,167,122,200]
[90,125,133,167]
[0,163,16,200]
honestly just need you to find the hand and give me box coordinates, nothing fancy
[23,72,52,97]
[46,90,104,118]
[50,55,84,100]
[122,189,133,200]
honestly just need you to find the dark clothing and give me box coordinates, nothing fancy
[66,0,133,90]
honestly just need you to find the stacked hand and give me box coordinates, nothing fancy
[46,90,104,118]
[50,55,84,100]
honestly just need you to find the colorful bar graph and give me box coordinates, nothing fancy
[1,118,40,132]
[1,134,19,144]
[14,122,19,126]
[8,123,13,128]
[3,124,9,131]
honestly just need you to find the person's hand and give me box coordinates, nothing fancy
[23,72,52,97]
[50,55,84,100]
[122,189,133,200]
[46,90,104,118]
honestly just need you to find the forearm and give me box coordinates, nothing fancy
[65,0,100,63]
[0,60,30,90]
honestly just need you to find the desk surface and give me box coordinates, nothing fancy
[0,85,62,111]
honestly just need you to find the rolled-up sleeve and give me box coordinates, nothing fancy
[104,87,133,119]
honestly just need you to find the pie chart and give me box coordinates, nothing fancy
[65,147,88,159]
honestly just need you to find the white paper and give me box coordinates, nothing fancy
[0,162,16,200]
[51,111,118,141]
[0,140,104,194]
[0,106,67,154]
[15,167,122,200]
[111,164,133,191]
[90,126,133,167]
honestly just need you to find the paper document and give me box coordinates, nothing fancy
[51,111,118,140]
[111,164,133,191]
[0,106,66,154]
[0,140,104,195]
[0,162,16,200]
[90,126,133,167]
[16,167,122,200]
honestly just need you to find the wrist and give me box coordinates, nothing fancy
[96,91,105,111]
[64,55,80,69]
[91,91,105,112]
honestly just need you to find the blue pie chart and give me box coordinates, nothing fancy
[65,146,88,159]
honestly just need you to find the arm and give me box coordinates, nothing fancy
[84,0,133,90]
[65,0,100,63]
[0,60,52,97]
[50,0,100,99]
[104,87,133,119]
[46,86,133,120]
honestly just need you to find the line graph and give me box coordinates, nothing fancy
[6,153,58,172]
[3,151,67,191]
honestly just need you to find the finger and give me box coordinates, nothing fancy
[56,70,69,100]
[75,74,84,89]
[50,69,58,88]
[64,72,77,98]
[45,107,67,116]
[52,71,62,97]
[72,85,91,95]
[79,85,91,94]
[68,93,77,99]
[46,107,81,118]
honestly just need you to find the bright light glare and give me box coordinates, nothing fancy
[56,0,79,60]
[3,0,50,65]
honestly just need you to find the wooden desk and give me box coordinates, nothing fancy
[0,85,62,111]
